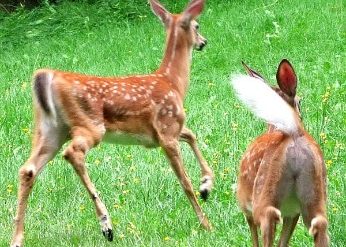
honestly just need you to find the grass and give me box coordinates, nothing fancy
[0,0,345,246]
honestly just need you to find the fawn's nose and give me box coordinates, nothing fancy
[196,38,207,51]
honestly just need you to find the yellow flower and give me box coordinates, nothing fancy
[223,167,230,174]
[326,160,333,168]
[7,184,13,194]
[22,128,30,134]
[122,190,130,195]
[164,236,170,241]
[319,132,327,142]
[95,159,101,165]
[119,233,125,239]
[80,204,85,211]
[195,191,200,197]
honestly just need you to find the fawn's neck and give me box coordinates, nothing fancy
[157,23,192,98]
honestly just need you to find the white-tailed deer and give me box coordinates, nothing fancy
[11,0,213,246]
[231,60,329,247]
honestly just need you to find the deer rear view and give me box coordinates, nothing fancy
[231,60,329,247]
[11,0,214,246]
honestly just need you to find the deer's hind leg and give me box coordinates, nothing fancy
[63,126,113,241]
[252,162,282,247]
[179,127,213,200]
[296,167,328,247]
[246,215,259,247]
[11,114,67,247]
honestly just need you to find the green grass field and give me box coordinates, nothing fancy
[0,0,344,246]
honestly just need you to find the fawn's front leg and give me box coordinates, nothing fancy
[159,136,211,230]
[179,127,214,200]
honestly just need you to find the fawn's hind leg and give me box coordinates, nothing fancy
[11,118,66,247]
[246,215,259,247]
[63,126,113,241]
[296,168,329,247]
[254,206,281,247]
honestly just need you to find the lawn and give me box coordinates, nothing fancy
[0,0,344,246]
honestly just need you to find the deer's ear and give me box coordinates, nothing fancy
[242,61,265,81]
[150,0,171,26]
[276,59,297,97]
[181,0,205,27]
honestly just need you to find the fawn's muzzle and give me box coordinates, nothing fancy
[195,33,207,51]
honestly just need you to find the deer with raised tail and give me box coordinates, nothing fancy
[231,60,329,247]
[11,0,213,246]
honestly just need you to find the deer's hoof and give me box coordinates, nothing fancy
[199,175,213,201]
[102,228,113,242]
[200,188,209,201]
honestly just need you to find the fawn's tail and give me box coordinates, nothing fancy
[33,70,57,120]
[230,74,300,136]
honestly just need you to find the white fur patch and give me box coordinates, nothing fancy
[199,175,213,192]
[230,75,298,136]
[309,215,326,236]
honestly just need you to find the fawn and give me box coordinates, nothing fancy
[11,0,214,246]
[231,60,329,247]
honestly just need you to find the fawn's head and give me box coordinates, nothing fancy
[150,0,207,51]
[242,59,302,118]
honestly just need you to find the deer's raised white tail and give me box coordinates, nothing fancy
[231,74,299,136]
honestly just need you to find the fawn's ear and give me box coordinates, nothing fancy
[150,0,171,26]
[181,0,205,27]
[276,59,297,97]
[242,61,265,81]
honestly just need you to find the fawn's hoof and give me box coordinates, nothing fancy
[102,228,113,242]
[199,175,213,201]
[200,188,209,201]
